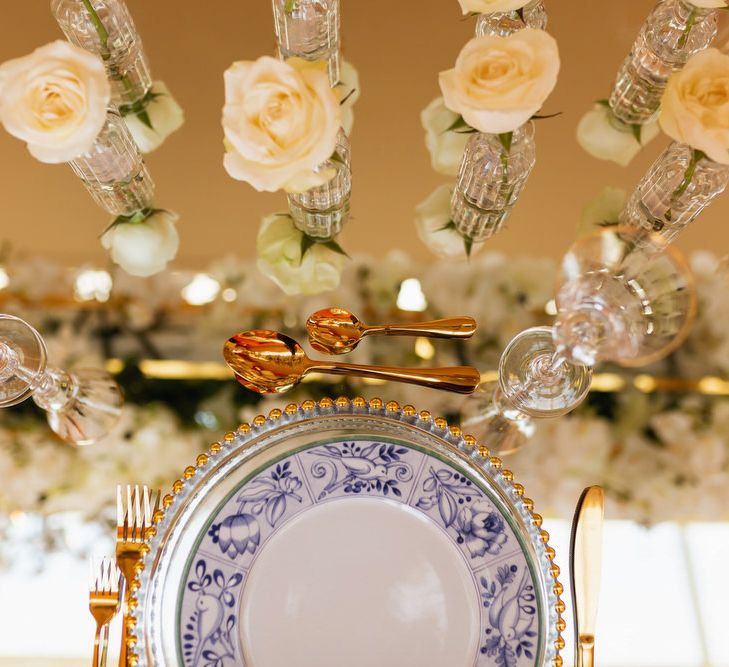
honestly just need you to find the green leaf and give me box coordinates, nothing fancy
[464,236,474,259]
[516,7,525,21]
[498,132,513,153]
[329,150,346,165]
[339,88,357,106]
[299,234,316,264]
[436,220,457,232]
[285,0,297,12]
[630,123,642,144]
[322,239,350,258]
[136,109,154,130]
[596,99,611,109]
[444,115,473,134]
[531,111,562,120]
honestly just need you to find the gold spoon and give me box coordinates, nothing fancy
[224,329,481,394]
[306,307,477,354]
[570,486,605,667]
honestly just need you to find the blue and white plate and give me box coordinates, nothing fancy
[132,400,563,667]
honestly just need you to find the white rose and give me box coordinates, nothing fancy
[660,49,729,165]
[415,184,484,258]
[576,103,659,166]
[686,0,726,7]
[123,81,184,153]
[338,60,360,136]
[578,186,627,236]
[421,97,469,176]
[438,29,559,134]
[0,40,110,163]
[458,0,530,13]
[257,214,347,295]
[101,210,179,277]
[222,56,341,193]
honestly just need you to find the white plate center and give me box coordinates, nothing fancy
[240,496,481,667]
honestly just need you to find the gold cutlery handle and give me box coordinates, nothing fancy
[311,362,480,394]
[93,621,102,667]
[99,623,111,667]
[367,316,477,339]
[578,634,595,667]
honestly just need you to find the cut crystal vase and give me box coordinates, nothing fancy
[450,123,536,243]
[619,142,729,246]
[609,0,717,124]
[69,109,155,216]
[287,129,351,239]
[475,0,547,37]
[51,0,153,108]
[272,0,341,86]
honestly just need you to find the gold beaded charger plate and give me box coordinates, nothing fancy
[131,398,564,667]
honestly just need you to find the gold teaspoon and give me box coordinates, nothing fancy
[306,307,477,354]
[570,486,605,667]
[224,330,481,394]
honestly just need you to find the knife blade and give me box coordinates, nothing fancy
[569,485,604,667]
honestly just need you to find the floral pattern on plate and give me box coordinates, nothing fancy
[178,439,540,667]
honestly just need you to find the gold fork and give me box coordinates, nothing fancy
[116,485,159,667]
[89,556,121,667]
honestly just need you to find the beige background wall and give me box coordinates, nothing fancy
[1,0,728,266]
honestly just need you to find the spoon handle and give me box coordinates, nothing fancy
[310,362,480,394]
[365,316,476,339]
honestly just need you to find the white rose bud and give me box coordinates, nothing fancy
[421,97,469,177]
[0,40,110,163]
[101,210,180,277]
[576,103,659,167]
[660,49,729,165]
[338,60,360,136]
[257,214,347,295]
[458,0,531,12]
[578,187,628,236]
[123,81,184,154]
[415,184,483,258]
[439,29,560,134]
[222,56,341,193]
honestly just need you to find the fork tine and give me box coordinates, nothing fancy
[142,485,151,530]
[116,485,124,529]
[133,484,142,538]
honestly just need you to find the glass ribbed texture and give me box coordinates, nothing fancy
[609,0,717,124]
[51,0,152,106]
[450,124,536,242]
[288,129,351,239]
[475,0,547,37]
[69,110,154,215]
[620,142,729,246]
[272,0,341,85]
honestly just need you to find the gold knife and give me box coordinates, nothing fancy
[569,486,605,667]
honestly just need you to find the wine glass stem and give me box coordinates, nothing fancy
[0,340,38,386]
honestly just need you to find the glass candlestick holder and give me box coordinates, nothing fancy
[69,108,155,216]
[554,227,697,367]
[450,123,536,242]
[0,314,123,445]
[609,0,718,125]
[287,129,351,239]
[272,0,341,85]
[620,142,729,246]
[51,0,153,107]
[475,0,547,37]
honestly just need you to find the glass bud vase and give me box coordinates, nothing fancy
[450,123,536,242]
[272,0,341,86]
[475,0,547,37]
[69,109,155,215]
[51,0,153,107]
[609,0,717,124]
[287,129,351,239]
[620,142,729,246]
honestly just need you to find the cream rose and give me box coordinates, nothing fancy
[577,103,659,167]
[458,0,530,13]
[686,0,725,7]
[222,56,341,193]
[660,49,729,165]
[421,97,469,176]
[257,214,346,295]
[123,81,184,154]
[338,60,360,136]
[101,210,179,277]
[439,29,559,134]
[415,184,484,258]
[0,40,110,163]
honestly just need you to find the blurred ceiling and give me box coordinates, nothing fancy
[1,0,728,267]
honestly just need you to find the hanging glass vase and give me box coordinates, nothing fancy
[287,129,351,239]
[272,0,341,86]
[475,0,547,37]
[51,0,153,107]
[69,109,155,215]
[620,142,729,246]
[450,122,536,242]
[609,0,717,125]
